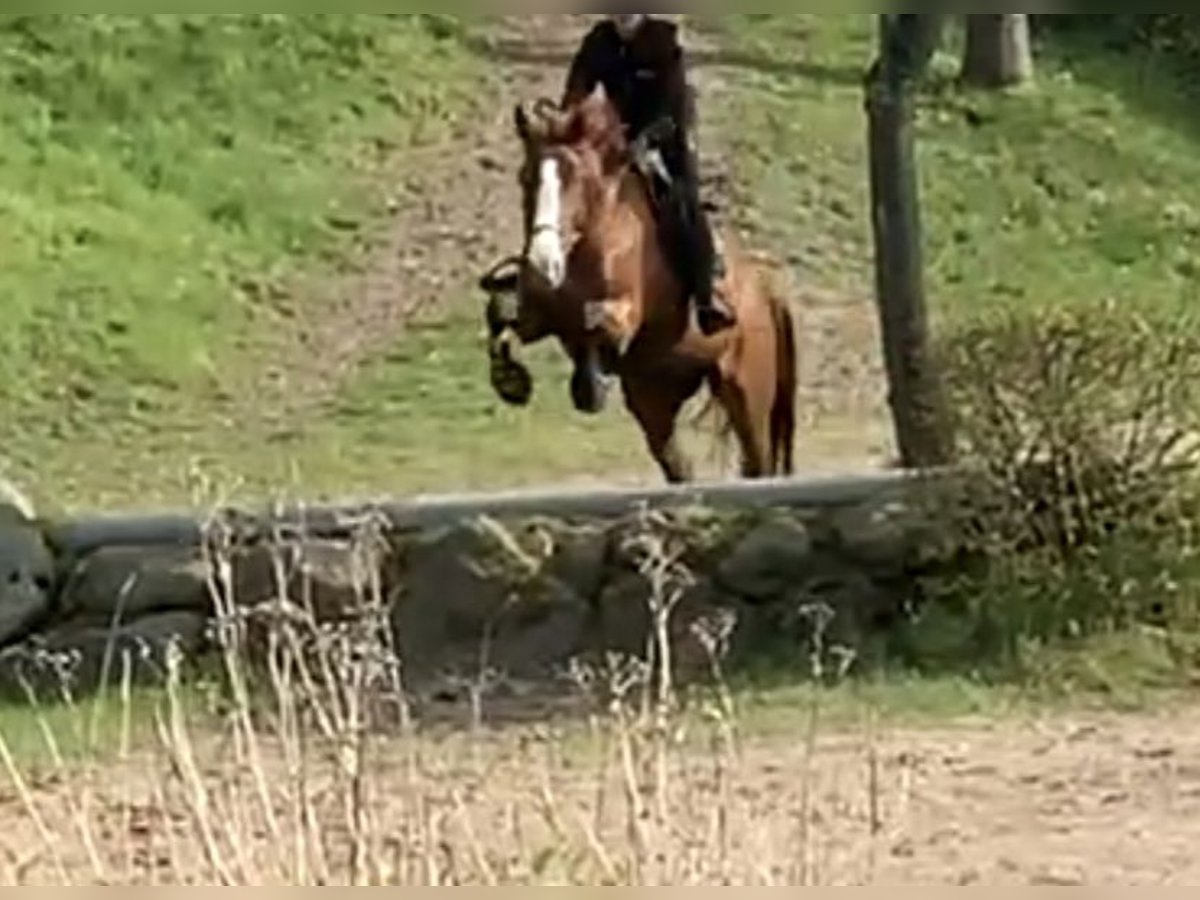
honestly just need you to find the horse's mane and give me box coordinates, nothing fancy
[519,86,630,169]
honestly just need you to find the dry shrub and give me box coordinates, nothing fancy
[916,304,1200,665]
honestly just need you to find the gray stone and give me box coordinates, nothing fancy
[542,523,610,602]
[391,524,509,669]
[0,477,35,521]
[231,540,389,623]
[592,572,746,682]
[40,610,208,657]
[0,505,56,648]
[0,611,208,700]
[59,545,211,623]
[716,514,814,601]
[486,579,590,678]
[831,498,919,571]
[668,579,746,680]
[783,564,906,657]
[593,572,654,659]
[392,522,589,677]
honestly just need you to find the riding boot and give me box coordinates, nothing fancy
[671,141,736,337]
[690,219,736,337]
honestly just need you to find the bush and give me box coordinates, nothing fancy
[910,305,1200,671]
[1037,14,1200,73]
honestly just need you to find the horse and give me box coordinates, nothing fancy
[481,82,798,484]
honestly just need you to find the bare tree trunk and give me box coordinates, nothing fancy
[962,15,1034,88]
[864,15,954,469]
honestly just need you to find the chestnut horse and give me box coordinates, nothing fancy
[481,82,797,483]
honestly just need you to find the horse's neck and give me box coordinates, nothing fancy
[585,168,677,300]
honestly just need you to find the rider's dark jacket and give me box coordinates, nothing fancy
[560,17,722,306]
[562,17,694,151]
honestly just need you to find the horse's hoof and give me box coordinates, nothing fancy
[570,365,610,415]
[490,357,534,407]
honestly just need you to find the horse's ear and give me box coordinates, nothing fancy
[514,103,531,142]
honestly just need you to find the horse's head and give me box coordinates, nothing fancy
[512,82,630,291]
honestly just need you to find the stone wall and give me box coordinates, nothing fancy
[0,478,958,702]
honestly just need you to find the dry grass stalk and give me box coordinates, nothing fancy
[0,508,897,885]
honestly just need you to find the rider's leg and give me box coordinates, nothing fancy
[665,136,735,336]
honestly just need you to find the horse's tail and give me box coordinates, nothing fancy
[768,289,798,476]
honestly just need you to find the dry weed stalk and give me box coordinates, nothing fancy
[0,504,906,885]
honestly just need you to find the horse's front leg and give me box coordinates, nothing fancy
[567,294,639,415]
[485,279,550,408]
[583,295,639,370]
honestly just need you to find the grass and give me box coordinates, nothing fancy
[299,307,658,498]
[712,15,1200,330]
[9,15,1200,511]
[731,629,1200,739]
[0,687,168,766]
[0,641,1174,772]
[0,15,481,511]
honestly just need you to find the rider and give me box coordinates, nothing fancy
[560,13,736,336]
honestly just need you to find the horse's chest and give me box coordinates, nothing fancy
[624,331,709,379]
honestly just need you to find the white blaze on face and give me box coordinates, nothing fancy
[527,156,567,288]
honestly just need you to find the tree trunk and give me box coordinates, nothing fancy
[962,15,1034,88]
[864,15,954,469]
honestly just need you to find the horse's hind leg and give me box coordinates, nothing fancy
[622,375,699,484]
[712,375,772,480]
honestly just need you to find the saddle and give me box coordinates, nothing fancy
[630,118,723,224]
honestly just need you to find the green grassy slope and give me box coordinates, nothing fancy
[6,15,1200,512]
[0,15,480,509]
[305,309,660,498]
[714,15,1200,326]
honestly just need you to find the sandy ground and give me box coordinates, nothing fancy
[0,699,1198,884]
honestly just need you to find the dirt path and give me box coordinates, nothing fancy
[740,703,1200,884]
